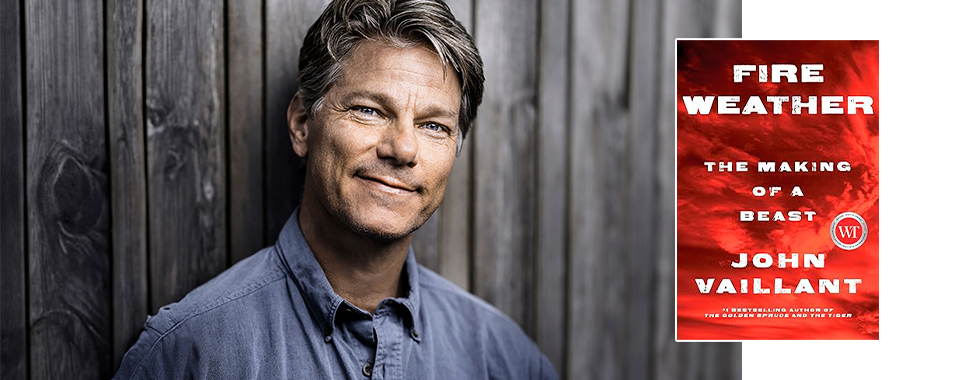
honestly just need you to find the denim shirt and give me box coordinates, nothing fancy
[114,211,557,379]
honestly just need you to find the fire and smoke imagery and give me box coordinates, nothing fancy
[675,40,879,340]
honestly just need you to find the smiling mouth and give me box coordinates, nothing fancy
[357,175,417,194]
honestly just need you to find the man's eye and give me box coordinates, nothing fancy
[422,122,448,133]
[353,106,379,116]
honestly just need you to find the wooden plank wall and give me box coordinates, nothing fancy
[0,0,741,379]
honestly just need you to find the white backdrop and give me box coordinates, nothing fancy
[742,0,960,379]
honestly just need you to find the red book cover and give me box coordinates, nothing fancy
[675,40,879,340]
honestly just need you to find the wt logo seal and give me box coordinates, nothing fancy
[831,212,868,250]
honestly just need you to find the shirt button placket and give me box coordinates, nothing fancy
[372,307,397,380]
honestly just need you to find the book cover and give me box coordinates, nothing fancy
[675,40,879,340]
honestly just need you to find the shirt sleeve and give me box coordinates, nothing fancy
[112,316,191,380]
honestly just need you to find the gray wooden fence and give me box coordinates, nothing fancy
[0,0,741,379]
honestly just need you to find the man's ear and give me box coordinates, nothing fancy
[288,92,310,158]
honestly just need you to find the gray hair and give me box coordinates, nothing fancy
[297,0,484,153]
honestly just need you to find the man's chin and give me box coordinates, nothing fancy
[351,225,413,244]
[338,215,424,244]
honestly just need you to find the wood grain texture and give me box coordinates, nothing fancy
[625,0,661,379]
[472,0,539,334]
[566,0,632,378]
[680,342,741,380]
[227,0,266,264]
[146,0,226,310]
[1,0,26,378]
[655,1,742,379]
[435,0,474,291]
[264,0,329,243]
[107,0,147,371]
[535,0,569,374]
[25,1,112,378]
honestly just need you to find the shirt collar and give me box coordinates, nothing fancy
[275,209,421,340]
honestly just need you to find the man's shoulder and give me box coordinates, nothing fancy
[417,265,502,317]
[416,265,530,342]
[417,265,558,379]
[142,246,288,334]
[114,246,291,379]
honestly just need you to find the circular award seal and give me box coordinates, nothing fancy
[830,212,868,250]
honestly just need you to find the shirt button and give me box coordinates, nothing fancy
[362,363,373,377]
[412,329,419,338]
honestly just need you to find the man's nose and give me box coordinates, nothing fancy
[377,119,419,167]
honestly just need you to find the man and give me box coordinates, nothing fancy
[114,0,557,378]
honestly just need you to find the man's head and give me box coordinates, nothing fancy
[288,0,483,242]
[297,0,483,151]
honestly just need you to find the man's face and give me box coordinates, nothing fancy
[299,40,461,241]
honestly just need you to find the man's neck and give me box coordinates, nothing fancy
[298,202,410,314]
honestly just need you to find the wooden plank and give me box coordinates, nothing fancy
[680,343,704,380]
[435,0,474,291]
[728,337,743,379]
[535,0,568,373]
[678,342,740,380]
[566,0,632,378]
[264,0,329,243]
[0,0,26,378]
[655,1,743,379]
[25,1,111,378]
[714,0,742,36]
[227,0,266,264]
[472,0,538,334]
[146,0,226,310]
[625,0,662,379]
[106,0,147,371]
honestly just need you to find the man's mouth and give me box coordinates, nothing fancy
[357,174,417,194]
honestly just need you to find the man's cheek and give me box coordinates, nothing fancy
[428,180,449,208]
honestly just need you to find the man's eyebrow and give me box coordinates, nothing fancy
[339,90,394,109]
[417,105,459,121]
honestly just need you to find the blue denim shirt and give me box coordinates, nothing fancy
[114,211,557,379]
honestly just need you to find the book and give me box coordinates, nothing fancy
[675,40,879,340]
